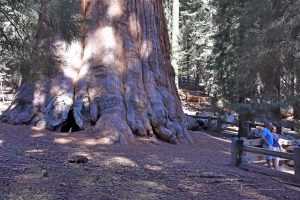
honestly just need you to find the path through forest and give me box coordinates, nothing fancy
[0,124,299,200]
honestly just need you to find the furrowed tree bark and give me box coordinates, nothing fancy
[1,0,192,145]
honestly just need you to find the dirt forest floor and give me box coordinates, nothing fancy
[0,124,300,200]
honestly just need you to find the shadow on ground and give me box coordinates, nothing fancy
[0,124,299,200]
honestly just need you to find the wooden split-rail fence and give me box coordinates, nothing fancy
[231,138,300,182]
[189,114,299,137]
[189,114,300,182]
[188,115,239,134]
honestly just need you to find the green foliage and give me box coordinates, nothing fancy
[163,0,214,87]
[208,0,300,119]
[1,0,299,121]
[162,0,173,37]
[179,0,202,74]
[0,0,81,83]
[163,0,300,120]
[0,0,38,80]
[38,0,82,42]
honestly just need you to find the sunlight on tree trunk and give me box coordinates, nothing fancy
[1,0,192,145]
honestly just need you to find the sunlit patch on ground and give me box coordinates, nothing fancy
[54,137,73,144]
[104,156,138,167]
[145,155,165,166]
[26,149,46,154]
[30,133,45,138]
[25,149,47,157]
[137,180,169,191]
[15,174,41,183]
[222,150,231,155]
[6,191,52,200]
[144,164,163,171]
[173,157,188,164]
[1,123,300,200]
[177,180,204,196]
[81,138,104,146]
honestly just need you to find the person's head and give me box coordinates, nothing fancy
[265,122,272,129]
[271,126,277,133]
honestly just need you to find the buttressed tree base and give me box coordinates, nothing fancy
[1,0,192,144]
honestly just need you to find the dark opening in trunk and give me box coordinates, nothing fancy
[61,109,80,132]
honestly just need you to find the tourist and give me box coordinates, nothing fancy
[271,126,281,170]
[262,122,273,168]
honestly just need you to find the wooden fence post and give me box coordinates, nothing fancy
[217,117,222,132]
[245,121,250,137]
[293,147,300,180]
[0,73,5,102]
[207,116,212,131]
[231,137,243,166]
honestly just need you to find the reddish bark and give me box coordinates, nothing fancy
[1,0,192,144]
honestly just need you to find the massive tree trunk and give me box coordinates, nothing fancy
[1,0,192,144]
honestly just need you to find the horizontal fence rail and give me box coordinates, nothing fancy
[188,114,299,142]
[239,163,297,181]
[242,145,294,160]
[231,138,300,182]
[188,112,300,181]
[188,115,239,133]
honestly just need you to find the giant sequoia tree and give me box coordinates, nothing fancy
[1,0,192,144]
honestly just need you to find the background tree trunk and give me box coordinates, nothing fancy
[1,0,192,145]
[171,0,179,87]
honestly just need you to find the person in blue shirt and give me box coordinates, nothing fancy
[262,122,273,168]
[271,127,282,170]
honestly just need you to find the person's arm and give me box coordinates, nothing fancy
[262,136,270,146]
[275,134,283,151]
[261,129,270,147]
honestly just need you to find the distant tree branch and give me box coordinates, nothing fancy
[0,7,24,42]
